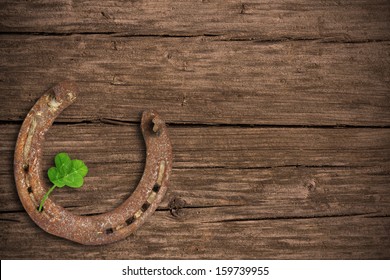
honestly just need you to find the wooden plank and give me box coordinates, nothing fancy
[0,36,389,126]
[2,165,390,216]
[1,124,389,214]
[1,123,389,170]
[1,212,389,259]
[0,0,389,41]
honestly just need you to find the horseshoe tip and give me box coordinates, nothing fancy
[141,110,165,134]
[52,81,78,103]
[141,109,156,118]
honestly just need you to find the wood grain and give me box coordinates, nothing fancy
[0,0,389,259]
[2,164,390,218]
[1,212,389,259]
[1,123,389,258]
[1,123,389,173]
[0,35,389,126]
[0,0,389,41]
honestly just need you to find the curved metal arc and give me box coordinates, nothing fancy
[14,82,172,245]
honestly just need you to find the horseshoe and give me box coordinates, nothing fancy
[14,82,172,245]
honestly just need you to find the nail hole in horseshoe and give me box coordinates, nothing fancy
[152,183,161,192]
[23,164,29,172]
[27,186,33,194]
[141,201,150,212]
[125,216,135,225]
[105,228,114,234]
[37,206,44,212]
[145,117,162,136]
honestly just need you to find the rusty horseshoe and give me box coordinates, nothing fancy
[14,82,172,245]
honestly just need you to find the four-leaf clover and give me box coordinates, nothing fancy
[39,152,88,212]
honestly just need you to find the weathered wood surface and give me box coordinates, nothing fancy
[1,124,390,213]
[0,0,389,41]
[1,35,389,126]
[0,0,389,259]
[1,124,389,258]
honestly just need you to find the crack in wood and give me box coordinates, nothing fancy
[0,210,25,214]
[1,32,389,45]
[208,211,380,223]
[2,120,390,129]
[173,165,369,170]
[0,218,20,223]
[366,214,390,218]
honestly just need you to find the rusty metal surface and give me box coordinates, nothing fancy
[14,82,173,245]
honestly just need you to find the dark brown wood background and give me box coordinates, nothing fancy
[0,0,389,259]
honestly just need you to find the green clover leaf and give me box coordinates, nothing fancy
[39,152,88,211]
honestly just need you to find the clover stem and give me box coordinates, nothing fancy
[38,185,57,212]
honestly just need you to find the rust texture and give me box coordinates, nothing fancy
[14,82,173,245]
